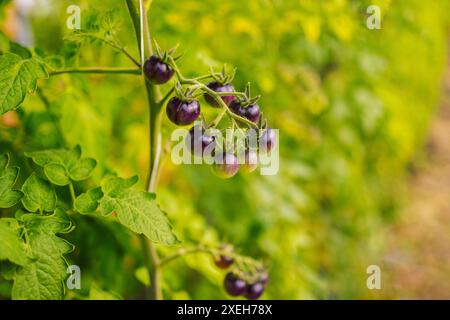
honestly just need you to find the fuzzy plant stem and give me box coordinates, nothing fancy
[126,0,164,300]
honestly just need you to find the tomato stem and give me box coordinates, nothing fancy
[127,0,164,300]
[69,183,76,204]
[49,67,142,76]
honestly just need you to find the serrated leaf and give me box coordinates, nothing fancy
[101,187,179,245]
[24,149,67,166]
[74,187,103,214]
[12,209,74,300]
[76,175,179,244]
[69,158,97,181]
[0,153,23,208]
[44,163,70,186]
[25,145,96,183]
[101,175,138,197]
[0,53,48,115]
[21,173,56,213]
[98,196,116,216]
[0,218,28,266]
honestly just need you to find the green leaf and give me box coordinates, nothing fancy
[0,154,23,208]
[75,175,179,245]
[11,210,74,300]
[0,53,48,115]
[24,149,67,167]
[74,187,103,214]
[112,190,179,245]
[101,175,138,197]
[21,173,56,213]
[25,145,97,183]
[0,218,28,266]
[69,158,97,181]
[44,163,70,186]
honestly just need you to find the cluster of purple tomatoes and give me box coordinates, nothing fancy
[144,55,276,179]
[214,254,269,300]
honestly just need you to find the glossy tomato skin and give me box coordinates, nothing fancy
[166,97,200,126]
[224,272,246,296]
[144,55,174,84]
[214,255,234,269]
[244,282,265,300]
[229,101,261,123]
[259,271,269,285]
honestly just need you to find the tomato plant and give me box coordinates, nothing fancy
[1,0,449,301]
[0,0,272,300]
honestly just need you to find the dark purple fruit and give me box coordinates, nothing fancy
[241,149,258,173]
[244,282,265,300]
[166,97,200,126]
[259,272,269,285]
[204,82,236,107]
[224,272,246,296]
[212,153,239,179]
[229,101,260,123]
[185,125,216,157]
[214,255,234,269]
[144,55,174,84]
[259,128,276,153]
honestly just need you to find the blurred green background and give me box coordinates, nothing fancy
[1,0,449,299]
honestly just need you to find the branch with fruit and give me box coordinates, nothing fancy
[0,0,275,300]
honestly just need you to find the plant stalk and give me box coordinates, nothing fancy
[126,0,164,300]
[49,67,141,76]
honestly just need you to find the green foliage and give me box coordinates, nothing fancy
[25,145,97,185]
[12,210,74,300]
[0,218,28,266]
[0,153,75,300]
[21,173,56,213]
[0,53,48,115]
[0,154,23,208]
[74,187,103,214]
[0,0,449,300]
[76,175,179,245]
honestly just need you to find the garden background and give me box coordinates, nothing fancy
[1,0,449,299]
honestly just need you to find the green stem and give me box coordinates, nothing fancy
[215,91,247,97]
[210,108,227,128]
[193,73,221,81]
[158,246,211,267]
[158,245,263,272]
[170,60,258,129]
[125,0,142,55]
[157,87,175,108]
[79,32,141,68]
[69,183,76,204]
[49,67,142,76]
[127,0,163,300]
